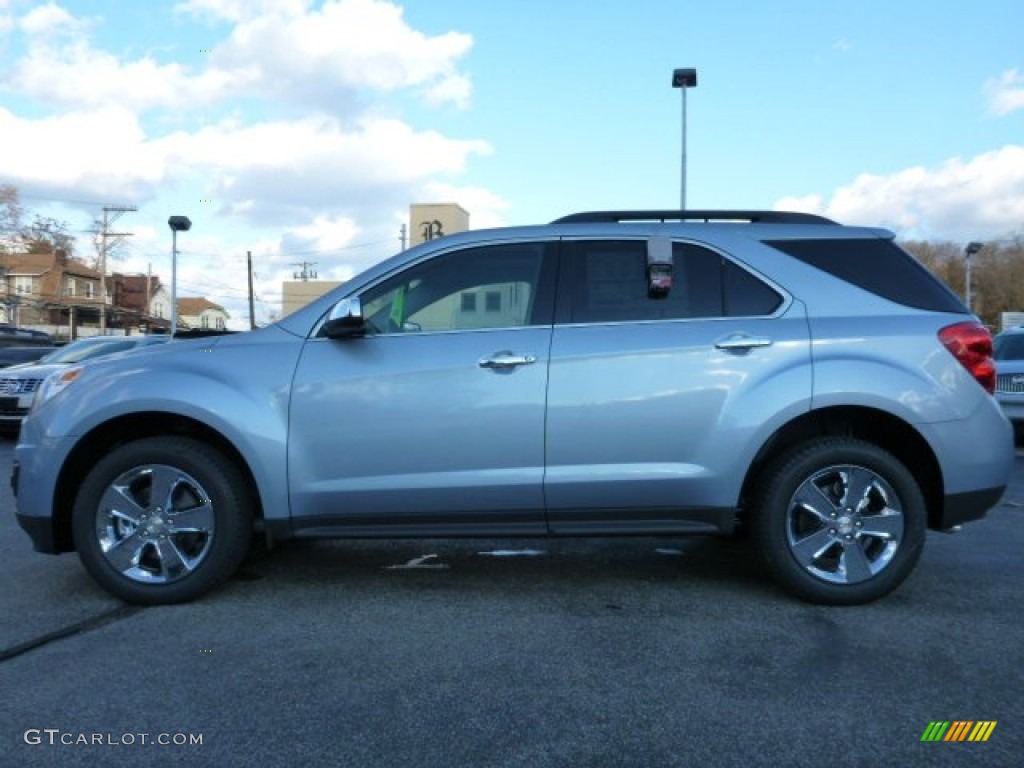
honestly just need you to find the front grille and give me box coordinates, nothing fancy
[0,378,41,396]
[996,373,1024,393]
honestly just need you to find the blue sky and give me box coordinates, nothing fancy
[1,0,1022,326]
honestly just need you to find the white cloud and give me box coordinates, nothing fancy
[175,0,312,23]
[985,68,1024,117]
[17,1,83,36]
[5,0,474,113]
[775,145,1024,240]
[157,116,493,225]
[0,106,165,198]
[213,0,474,108]
[0,104,492,234]
[8,41,242,111]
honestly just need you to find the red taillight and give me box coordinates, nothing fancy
[939,322,996,394]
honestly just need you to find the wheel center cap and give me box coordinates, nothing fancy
[837,516,855,535]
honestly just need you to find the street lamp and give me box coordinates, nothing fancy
[168,216,192,336]
[965,241,983,312]
[671,67,698,210]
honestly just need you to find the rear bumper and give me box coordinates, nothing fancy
[938,486,1007,529]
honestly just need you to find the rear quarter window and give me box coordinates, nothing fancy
[764,238,967,313]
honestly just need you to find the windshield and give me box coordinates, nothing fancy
[37,339,143,364]
[995,333,1024,361]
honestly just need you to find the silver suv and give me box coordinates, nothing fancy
[13,211,1014,605]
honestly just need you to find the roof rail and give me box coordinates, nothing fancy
[551,210,837,225]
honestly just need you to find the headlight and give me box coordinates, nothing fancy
[30,366,84,413]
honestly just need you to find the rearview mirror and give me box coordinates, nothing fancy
[324,297,366,339]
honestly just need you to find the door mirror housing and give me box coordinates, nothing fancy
[324,297,366,339]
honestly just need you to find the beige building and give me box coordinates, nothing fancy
[409,203,469,247]
[281,280,344,318]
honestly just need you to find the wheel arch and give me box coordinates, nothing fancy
[52,412,267,553]
[739,406,944,530]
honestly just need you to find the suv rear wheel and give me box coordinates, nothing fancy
[751,437,926,605]
[72,437,252,604]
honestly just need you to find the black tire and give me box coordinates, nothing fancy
[750,437,926,605]
[72,436,253,605]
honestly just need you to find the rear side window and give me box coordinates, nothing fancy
[569,240,782,323]
[764,238,967,313]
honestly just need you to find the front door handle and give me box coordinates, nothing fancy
[478,353,537,369]
[714,335,773,351]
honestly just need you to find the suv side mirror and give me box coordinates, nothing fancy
[324,297,366,339]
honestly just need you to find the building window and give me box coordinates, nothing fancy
[216,316,225,330]
[14,276,33,295]
[153,302,164,319]
[201,314,210,329]
[460,292,477,312]
[66,277,76,297]
[485,291,501,312]
[84,282,95,299]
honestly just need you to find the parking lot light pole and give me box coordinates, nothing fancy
[965,241,983,312]
[168,216,192,336]
[672,68,698,210]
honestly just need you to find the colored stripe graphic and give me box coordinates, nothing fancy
[921,722,949,741]
[944,721,973,741]
[968,722,997,742]
[922,721,997,742]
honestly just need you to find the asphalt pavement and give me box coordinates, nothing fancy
[1,437,1022,767]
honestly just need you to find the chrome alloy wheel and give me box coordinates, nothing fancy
[785,464,904,585]
[94,463,216,584]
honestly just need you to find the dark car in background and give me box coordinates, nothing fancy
[0,346,59,369]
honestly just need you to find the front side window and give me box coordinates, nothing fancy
[360,243,552,334]
[569,240,782,323]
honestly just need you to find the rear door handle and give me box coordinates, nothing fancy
[714,335,773,351]
[478,353,537,369]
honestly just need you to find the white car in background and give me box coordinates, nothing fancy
[0,335,170,432]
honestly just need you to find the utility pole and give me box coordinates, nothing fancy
[145,262,152,331]
[247,250,256,330]
[98,205,137,332]
[292,261,317,280]
[399,223,407,250]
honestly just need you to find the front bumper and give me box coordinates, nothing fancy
[13,430,74,555]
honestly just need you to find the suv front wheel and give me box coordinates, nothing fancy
[72,437,253,604]
[751,437,926,605]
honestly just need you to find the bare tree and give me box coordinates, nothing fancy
[0,184,75,255]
